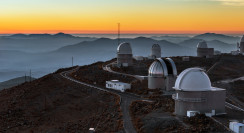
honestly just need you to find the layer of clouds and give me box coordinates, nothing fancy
[212,0,244,6]
[169,0,244,6]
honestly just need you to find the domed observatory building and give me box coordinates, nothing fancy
[149,44,161,59]
[197,41,214,58]
[117,42,133,67]
[172,68,226,116]
[148,58,177,91]
[240,35,244,53]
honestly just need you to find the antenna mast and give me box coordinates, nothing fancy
[72,56,73,67]
[118,23,120,45]
[237,42,240,52]
[29,69,32,82]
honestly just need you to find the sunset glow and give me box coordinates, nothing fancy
[1,0,244,34]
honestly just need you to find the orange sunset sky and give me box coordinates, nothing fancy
[1,0,244,34]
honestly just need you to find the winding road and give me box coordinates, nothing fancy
[103,62,147,81]
[60,67,142,133]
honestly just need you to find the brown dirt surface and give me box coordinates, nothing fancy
[208,54,244,82]
[0,71,123,132]
[130,97,176,133]
[230,80,244,102]
[126,80,150,95]
[171,56,219,74]
[182,114,228,133]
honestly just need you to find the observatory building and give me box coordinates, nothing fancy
[240,35,244,53]
[149,44,161,59]
[148,58,177,91]
[117,42,133,67]
[172,68,226,116]
[197,41,214,58]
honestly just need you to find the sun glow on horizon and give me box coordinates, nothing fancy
[1,0,244,34]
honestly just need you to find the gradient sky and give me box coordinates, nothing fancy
[1,0,244,34]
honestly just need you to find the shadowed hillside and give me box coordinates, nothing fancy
[0,68,122,132]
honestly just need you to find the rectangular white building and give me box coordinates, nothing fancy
[187,111,200,117]
[230,122,244,133]
[231,51,239,55]
[106,80,131,92]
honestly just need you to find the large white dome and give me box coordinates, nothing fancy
[197,41,208,48]
[117,42,132,54]
[174,68,212,91]
[240,35,244,43]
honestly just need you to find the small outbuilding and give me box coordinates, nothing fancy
[106,80,131,92]
[229,122,244,133]
[182,56,190,61]
[231,51,239,55]
[133,56,144,61]
[214,50,221,55]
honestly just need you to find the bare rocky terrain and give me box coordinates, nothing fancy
[0,68,122,132]
[0,54,243,133]
[130,99,228,133]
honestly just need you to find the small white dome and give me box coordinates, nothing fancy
[197,41,208,48]
[174,68,212,91]
[152,44,160,49]
[240,35,244,43]
[117,42,132,54]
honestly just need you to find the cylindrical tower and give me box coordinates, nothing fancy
[151,44,161,59]
[148,58,168,89]
[172,68,226,116]
[117,42,133,67]
[197,41,214,58]
[148,58,177,90]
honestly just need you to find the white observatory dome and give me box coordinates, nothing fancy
[240,35,244,42]
[174,68,212,91]
[148,58,168,77]
[197,41,208,48]
[117,42,132,54]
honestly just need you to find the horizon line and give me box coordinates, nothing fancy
[1,30,244,35]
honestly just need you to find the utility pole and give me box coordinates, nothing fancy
[72,56,73,67]
[237,42,240,52]
[29,69,32,82]
[118,23,120,45]
[25,73,26,82]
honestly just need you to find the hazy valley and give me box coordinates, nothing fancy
[0,33,240,82]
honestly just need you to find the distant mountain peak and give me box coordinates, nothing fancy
[54,32,66,36]
[192,33,240,44]
[53,32,74,38]
[134,36,151,40]
[194,33,232,38]
[10,34,28,38]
